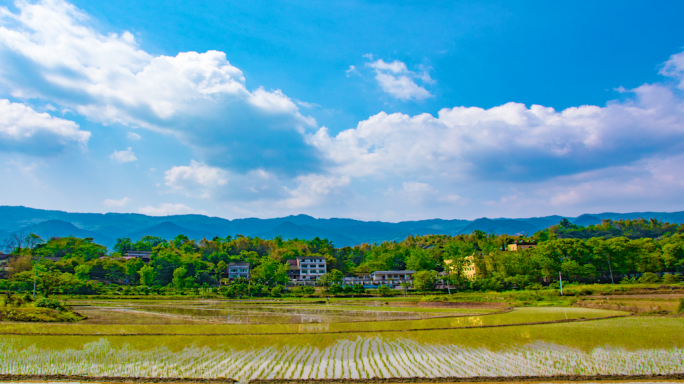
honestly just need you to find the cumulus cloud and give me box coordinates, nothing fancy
[138,203,206,216]
[0,99,89,154]
[0,0,321,175]
[310,83,684,183]
[366,58,433,101]
[110,147,137,163]
[102,197,131,207]
[126,132,141,140]
[164,160,228,198]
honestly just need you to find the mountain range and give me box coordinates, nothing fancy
[1,206,683,249]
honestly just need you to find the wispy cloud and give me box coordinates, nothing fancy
[103,197,131,207]
[110,147,137,163]
[365,58,433,101]
[138,203,207,216]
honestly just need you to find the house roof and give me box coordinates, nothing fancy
[227,262,250,267]
[296,256,325,260]
[371,270,416,274]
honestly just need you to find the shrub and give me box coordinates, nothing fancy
[270,285,283,297]
[527,283,543,291]
[578,288,594,296]
[0,307,83,322]
[639,272,660,284]
[515,291,543,302]
[678,298,684,313]
[377,285,393,296]
[420,295,447,302]
[663,274,681,284]
[327,284,343,294]
[35,298,66,311]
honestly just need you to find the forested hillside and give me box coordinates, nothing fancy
[2,205,684,249]
[1,218,682,297]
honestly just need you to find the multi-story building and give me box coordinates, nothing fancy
[286,259,301,282]
[227,262,250,281]
[289,256,326,284]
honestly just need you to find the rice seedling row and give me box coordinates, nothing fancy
[2,333,683,384]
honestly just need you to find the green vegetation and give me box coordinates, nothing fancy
[0,217,682,327]
[1,292,84,323]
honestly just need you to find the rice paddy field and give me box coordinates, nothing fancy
[0,298,682,383]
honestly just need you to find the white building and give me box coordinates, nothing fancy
[293,256,326,284]
[370,270,416,288]
[227,262,250,281]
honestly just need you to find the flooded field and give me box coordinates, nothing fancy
[0,307,624,335]
[67,299,497,325]
[0,316,682,382]
[0,299,679,383]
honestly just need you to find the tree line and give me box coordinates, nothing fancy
[1,219,683,296]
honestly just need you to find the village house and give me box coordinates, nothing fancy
[369,270,415,288]
[226,262,250,281]
[124,251,152,263]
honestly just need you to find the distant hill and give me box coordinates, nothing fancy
[125,221,220,243]
[18,219,114,247]
[458,218,540,236]
[255,221,358,247]
[573,214,603,227]
[1,205,683,249]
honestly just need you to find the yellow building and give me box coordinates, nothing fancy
[507,241,537,251]
[444,256,477,280]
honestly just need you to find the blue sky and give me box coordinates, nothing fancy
[1,0,684,221]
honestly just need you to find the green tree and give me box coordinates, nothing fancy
[74,264,92,280]
[251,258,289,285]
[216,260,227,285]
[114,238,134,255]
[319,269,343,287]
[125,258,144,283]
[138,265,155,286]
[413,270,437,291]
[406,248,437,271]
[172,266,187,290]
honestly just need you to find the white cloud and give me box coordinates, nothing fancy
[164,160,228,198]
[278,174,350,209]
[660,50,684,89]
[138,203,206,216]
[0,99,89,154]
[310,82,684,183]
[366,58,433,101]
[110,147,137,163]
[102,197,131,207]
[0,0,319,175]
[7,159,42,186]
[345,65,357,76]
[126,132,141,140]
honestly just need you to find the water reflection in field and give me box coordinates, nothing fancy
[71,300,493,325]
